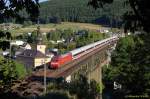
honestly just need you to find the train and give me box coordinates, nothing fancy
[50,36,118,69]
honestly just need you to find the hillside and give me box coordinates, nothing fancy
[39,0,127,26]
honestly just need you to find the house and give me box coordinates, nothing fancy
[20,43,32,50]
[16,44,52,70]
[16,26,54,70]
[11,40,25,46]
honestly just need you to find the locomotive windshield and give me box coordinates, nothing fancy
[51,56,60,61]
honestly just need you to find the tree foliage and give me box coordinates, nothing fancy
[0,57,27,93]
[68,75,101,99]
[0,31,12,51]
[89,0,150,33]
[103,35,150,96]
[15,0,125,26]
[89,0,150,97]
[47,75,101,99]
[45,29,106,54]
[0,0,39,22]
[0,57,17,92]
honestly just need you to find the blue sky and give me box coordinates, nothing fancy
[39,0,48,3]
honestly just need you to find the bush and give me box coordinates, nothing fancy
[15,62,27,79]
[23,21,32,27]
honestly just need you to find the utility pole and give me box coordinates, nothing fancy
[44,58,47,94]
[36,19,47,94]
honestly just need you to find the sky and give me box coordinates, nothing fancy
[39,0,48,3]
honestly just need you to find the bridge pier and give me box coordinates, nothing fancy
[87,64,101,83]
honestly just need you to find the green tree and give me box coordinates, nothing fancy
[0,0,39,22]
[5,32,12,40]
[89,0,150,97]
[23,21,33,27]
[47,30,62,41]
[0,57,17,92]
[68,75,101,99]
[62,29,74,43]
[0,41,10,51]
[0,0,39,50]
[103,36,150,96]
[89,0,150,33]
[26,31,37,43]
[0,57,27,93]
[47,42,55,49]
[67,42,76,51]
[36,0,125,25]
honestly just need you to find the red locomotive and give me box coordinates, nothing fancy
[50,53,72,69]
[49,36,118,69]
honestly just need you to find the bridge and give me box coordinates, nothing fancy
[12,36,118,97]
[31,36,118,82]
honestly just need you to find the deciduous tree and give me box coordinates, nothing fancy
[103,36,150,96]
[89,0,150,33]
[0,0,39,22]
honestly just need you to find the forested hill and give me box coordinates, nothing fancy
[39,0,127,26]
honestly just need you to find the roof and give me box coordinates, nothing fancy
[15,48,25,56]
[17,49,48,58]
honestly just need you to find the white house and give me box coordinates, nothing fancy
[11,40,25,46]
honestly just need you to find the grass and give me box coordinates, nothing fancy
[28,22,101,31]
[8,22,102,36]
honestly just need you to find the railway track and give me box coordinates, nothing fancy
[30,39,117,80]
[55,40,117,78]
